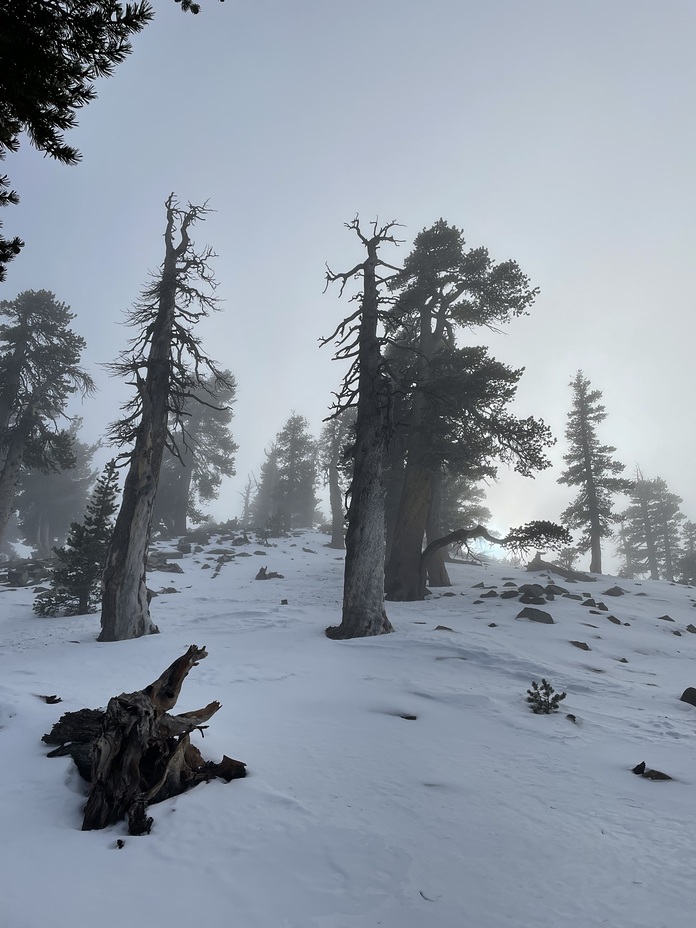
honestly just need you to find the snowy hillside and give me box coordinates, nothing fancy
[2,531,696,928]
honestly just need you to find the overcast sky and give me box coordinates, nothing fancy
[5,0,696,558]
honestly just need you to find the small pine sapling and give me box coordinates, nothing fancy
[527,678,567,714]
[34,461,119,617]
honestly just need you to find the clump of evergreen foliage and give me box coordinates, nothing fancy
[34,461,119,617]
[526,679,566,714]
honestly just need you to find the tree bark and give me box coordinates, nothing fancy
[0,406,34,544]
[425,468,451,588]
[326,226,394,639]
[100,199,182,641]
[327,450,345,549]
[384,462,432,601]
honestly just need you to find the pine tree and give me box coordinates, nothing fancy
[0,290,94,545]
[318,410,356,549]
[152,372,237,536]
[274,413,318,528]
[253,415,317,534]
[101,195,229,642]
[34,461,119,616]
[558,372,632,573]
[617,473,685,580]
[15,421,97,556]
[676,521,696,584]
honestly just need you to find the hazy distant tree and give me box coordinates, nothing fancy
[321,219,399,639]
[382,220,549,601]
[676,521,696,584]
[251,444,282,532]
[318,410,355,548]
[0,0,224,281]
[238,474,256,528]
[15,421,96,555]
[554,545,582,572]
[0,290,93,544]
[274,413,317,528]
[618,472,684,580]
[558,372,632,573]
[101,195,230,642]
[152,371,237,536]
[34,460,118,616]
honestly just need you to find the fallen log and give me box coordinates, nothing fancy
[42,645,246,834]
[525,552,595,582]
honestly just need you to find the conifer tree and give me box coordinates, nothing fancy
[101,195,229,642]
[318,410,355,549]
[558,372,632,573]
[152,371,237,536]
[34,461,119,616]
[618,473,685,580]
[676,521,696,584]
[0,290,94,545]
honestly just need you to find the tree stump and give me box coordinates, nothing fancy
[42,645,246,834]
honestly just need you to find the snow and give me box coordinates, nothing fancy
[2,532,696,928]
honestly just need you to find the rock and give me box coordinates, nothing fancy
[442,592,456,597]
[519,593,547,605]
[519,583,545,597]
[596,602,609,611]
[673,630,682,636]
[686,624,696,634]
[176,540,192,554]
[500,590,519,600]
[545,584,568,596]
[603,585,626,596]
[617,657,628,663]
[516,607,554,624]
[481,590,498,598]
[434,625,454,631]
[564,593,584,601]
[503,581,518,587]
[632,761,672,781]
[150,562,184,574]
[581,599,597,608]
[488,622,497,627]
[657,614,674,622]
[570,640,590,650]
[606,615,622,624]
[679,687,696,707]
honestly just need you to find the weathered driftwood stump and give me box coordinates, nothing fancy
[42,645,246,834]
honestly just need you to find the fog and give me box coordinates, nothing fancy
[6,1,696,557]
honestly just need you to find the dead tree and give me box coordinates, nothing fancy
[321,219,402,639]
[100,194,232,641]
[42,645,246,834]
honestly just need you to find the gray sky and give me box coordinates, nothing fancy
[5,0,696,557]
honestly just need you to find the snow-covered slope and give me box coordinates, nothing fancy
[2,532,696,928]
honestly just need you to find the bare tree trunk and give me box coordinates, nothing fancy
[325,223,395,639]
[100,200,182,642]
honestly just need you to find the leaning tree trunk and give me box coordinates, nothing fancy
[100,206,181,642]
[326,231,393,639]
